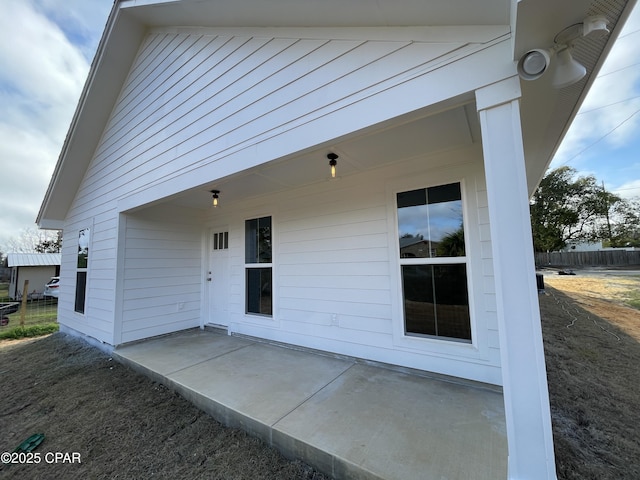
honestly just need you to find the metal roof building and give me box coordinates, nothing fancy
[7,253,61,267]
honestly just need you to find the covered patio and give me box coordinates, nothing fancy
[113,328,507,480]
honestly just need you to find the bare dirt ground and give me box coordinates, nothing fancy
[541,269,640,479]
[0,270,638,479]
[0,335,328,480]
[543,271,640,342]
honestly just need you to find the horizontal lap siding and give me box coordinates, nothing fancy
[56,217,114,343]
[59,30,466,343]
[276,182,393,344]
[221,152,501,383]
[120,214,202,343]
[476,184,500,361]
[71,30,464,216]
[57,25,503,377]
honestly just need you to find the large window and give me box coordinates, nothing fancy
[397,183,471,342]
[245,216,272,316]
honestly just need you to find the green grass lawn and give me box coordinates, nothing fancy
[625,281,640,309]
[1,282,59,339]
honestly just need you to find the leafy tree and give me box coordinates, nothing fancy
[436,227,465,257]
[530,167,621,252]
[605,198,640,248]
[35,230,63,253]
[3,228,62,254]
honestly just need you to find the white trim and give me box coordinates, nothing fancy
[113,214,127,344]
[73,221,94,318]
[200,228,209,330]
[242,213,278,325]
[386,164,490,365]
[477,92,556,479]
[147,25,510,43]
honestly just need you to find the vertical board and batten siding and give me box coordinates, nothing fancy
[119,207,204,344]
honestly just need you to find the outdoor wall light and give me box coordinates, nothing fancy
[327,153,338,179]
[551,46,587,89]
[517,48,552,81]
[517,15,609,88]
[210,190,220,207]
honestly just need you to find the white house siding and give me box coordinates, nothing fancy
[55,25,510,380]
[118,206,204,344]
[80,26,510,211]
[207,147,502,385]
[57,213,117,344]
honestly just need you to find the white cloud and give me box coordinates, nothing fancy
[0,0,93,250]
[36,0,112,60]
[552,6,640,166]
[615,178,640,200]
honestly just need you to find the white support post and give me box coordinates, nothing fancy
[476,77,557,480]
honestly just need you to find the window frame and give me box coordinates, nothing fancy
[75,227,91,315]
[386,170,487,358]
[244,216,273,317]
[397,182,472,343]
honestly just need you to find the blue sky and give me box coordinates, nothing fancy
[0,0,638,251]
[549,8,640,199]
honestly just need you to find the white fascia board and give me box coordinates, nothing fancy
[37,5,146,227]
[148,25,510,44]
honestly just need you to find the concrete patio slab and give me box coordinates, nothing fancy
[115,328,252,375]
[273,363,507,480]
[113,329,507,480]
[168,342,353,426]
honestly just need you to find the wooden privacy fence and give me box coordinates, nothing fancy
[535,250,640,267]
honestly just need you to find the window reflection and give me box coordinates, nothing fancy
[245,217,272,263]
[397,182,471,343]
[245,216,273,316]
[397,183,464,258]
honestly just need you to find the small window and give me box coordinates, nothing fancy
[75,228,90,314]
[245,217,272,316]
[213,231,229,250]
[75,272,87,314]
[397,183,470,342]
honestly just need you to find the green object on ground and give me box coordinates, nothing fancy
[14,433,45,453]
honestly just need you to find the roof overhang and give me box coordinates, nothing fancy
[512,0,637,193]
[36,0,635,226]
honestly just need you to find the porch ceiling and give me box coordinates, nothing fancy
[161,99,480,211]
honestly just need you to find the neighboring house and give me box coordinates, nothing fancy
[7,253,61,300]
[36,1,635,478]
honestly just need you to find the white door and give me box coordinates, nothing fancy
[208,229,230,327]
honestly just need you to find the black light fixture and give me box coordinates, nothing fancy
[210,190,220,207]
[327,153,338,179]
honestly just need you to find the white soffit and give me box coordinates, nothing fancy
[120,0,511,28]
